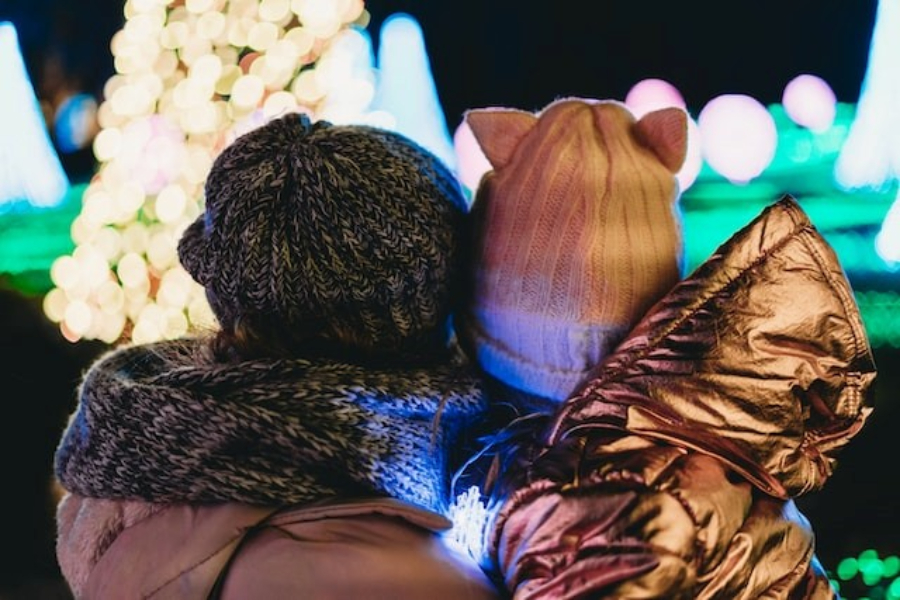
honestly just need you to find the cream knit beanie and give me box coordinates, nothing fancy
[457,97,688,401]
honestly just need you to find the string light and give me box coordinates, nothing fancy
[44,0,375,343]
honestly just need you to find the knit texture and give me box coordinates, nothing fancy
[54,338,487,514]
[178,113,467,358]
[457,98,688,401]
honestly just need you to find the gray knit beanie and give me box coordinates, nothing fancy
[177,113,468,358]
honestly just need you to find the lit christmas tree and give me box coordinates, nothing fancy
[834,0,900,191]
[832,0,900,266]
[0,22,70,210]
[43,0,379,344]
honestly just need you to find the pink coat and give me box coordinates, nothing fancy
[58,494,500,600]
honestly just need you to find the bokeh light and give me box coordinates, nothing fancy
[452,119,491,199]
[698,94,777,184]
[782,74,837,133]
[625,78,686,118]
[44,0,375,343]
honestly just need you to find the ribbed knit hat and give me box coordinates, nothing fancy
[178,113,468,358]
[457,97,688,401]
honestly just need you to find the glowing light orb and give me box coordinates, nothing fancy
[453,120,491,197]
[782,74,837,133]
[677,116,703,192]
[625,78,686,118]
[698,94,777,185]
[875,191,900,266]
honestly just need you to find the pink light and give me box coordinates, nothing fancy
[698,94,777,185]
[782,74,837,133]
[677,117,703,192]
[625,78,686,118]
[453,119,492,197]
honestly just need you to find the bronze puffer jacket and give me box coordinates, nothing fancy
[490,197,876,599]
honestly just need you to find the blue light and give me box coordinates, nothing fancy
[0,22,70,212]
[371,13,457,170]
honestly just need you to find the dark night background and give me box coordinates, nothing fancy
[0,0,882,128]
[0,0,893,597]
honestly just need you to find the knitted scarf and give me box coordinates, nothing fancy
[55,338,487,515]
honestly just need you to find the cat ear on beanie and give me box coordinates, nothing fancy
[634,107,688,173]
[464,108,537,170]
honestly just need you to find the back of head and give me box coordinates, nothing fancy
[458,97,688,402]
[178,113,468,362]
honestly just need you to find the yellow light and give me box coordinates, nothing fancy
[215,64,243,96]
[340,0,364,22]
[43,288,69,323]
[292,0,342,38]
[130,0,164,14]
[266,39,300,74]
[248,20,280,51]
[63,300,93,337]
[185,0,214,14]
[173,78,210,110]
[263,90,298,118]
[82,188,115,226]
[291,69,323,103]
[231,74,266,108]
[117,252,149,289]
[147,229,178,271]
[110,84,150,117]
[188,294,217,330]
[157,267,193,309]
[190,54,223,87]
[183,143,215,184]
[160,21,190,50]
[117,180,147,215]
[197,10,227,41]
[259,0,291,22]
[250,55,293,90]
[154,49,180,80]
[96,312,126,344]
[73,245,111,289]
[227,17,255,48]
[50,255,81,291]
[132,303,163,344]
[121,222,151,255]
[94,227,123,261]
[162,308,189,339]
[284,27,315,56]
[180,38,215,69]
[155,184,188,223]
[97,280,126,314]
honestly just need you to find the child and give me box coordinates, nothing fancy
[455,97,876,598]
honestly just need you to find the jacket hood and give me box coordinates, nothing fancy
[548,196,876,498]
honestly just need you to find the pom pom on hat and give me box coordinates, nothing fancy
[458,98,688,401]
[178,113,468,358]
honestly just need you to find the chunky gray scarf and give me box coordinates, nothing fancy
[54,338,487,515]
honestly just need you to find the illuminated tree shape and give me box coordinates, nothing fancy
[834,0,900,190]
[0,22,69,210]
[43,0,374,345]
[369,13,456,171]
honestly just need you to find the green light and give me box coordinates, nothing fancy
[860,550,886,587]
[887,577,900,599]
[839,557,861,581]
[884,557,900,578]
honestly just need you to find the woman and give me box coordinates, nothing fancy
[54,114,500,599]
